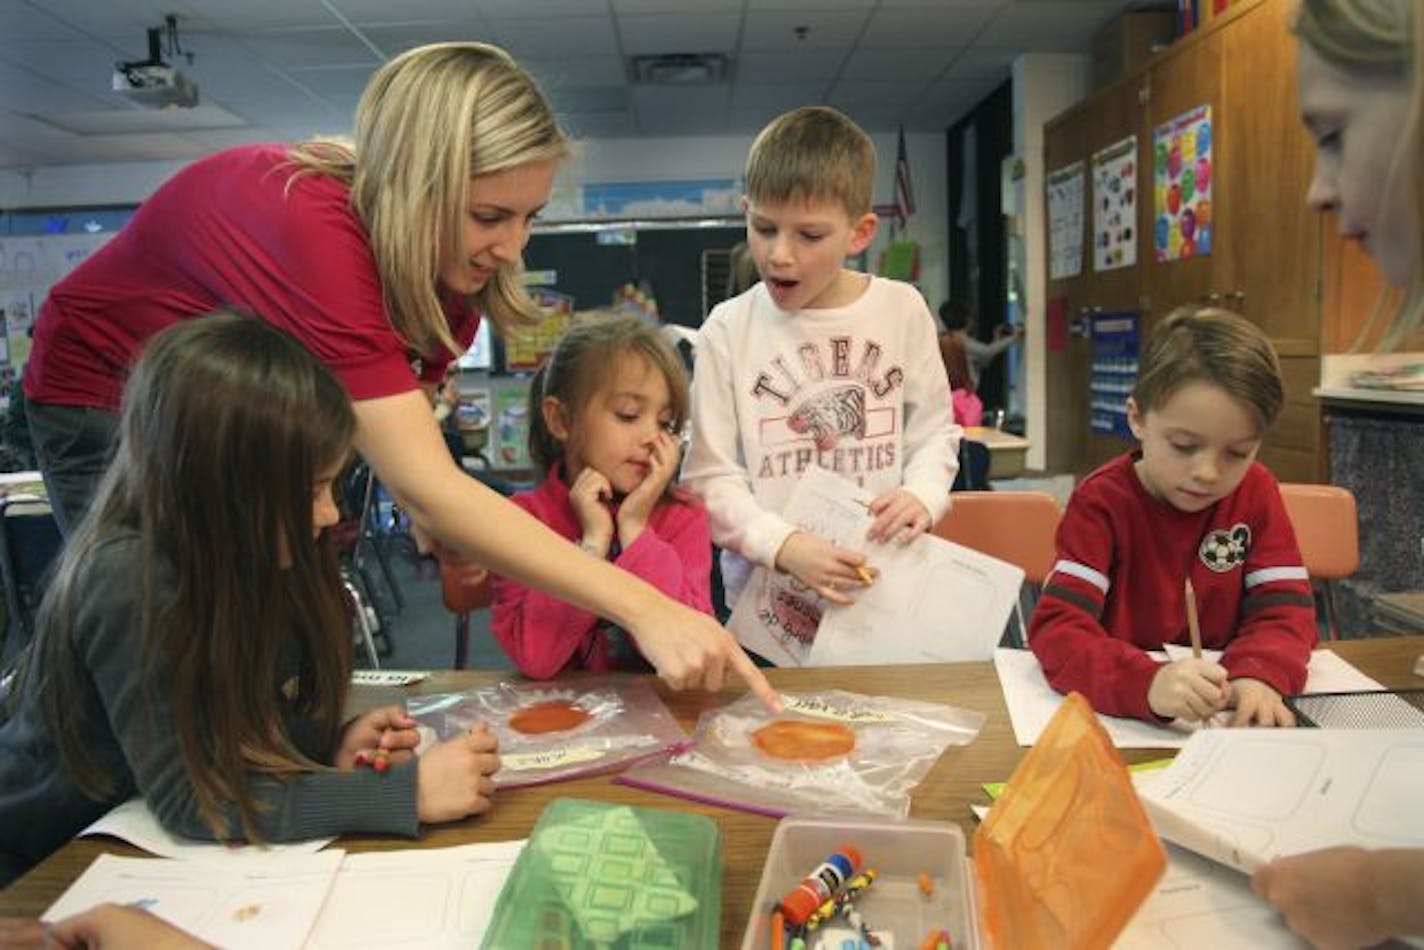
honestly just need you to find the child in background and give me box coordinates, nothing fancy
[683,106,959,628]
[1029,306,1317,726]
[939,330,984,427]
[0,312,500,887]
[491,316,713,677]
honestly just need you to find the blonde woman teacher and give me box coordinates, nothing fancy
[22,42,776,708]
[1250,2,1424,947]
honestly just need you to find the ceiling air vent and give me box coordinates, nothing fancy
[630,53,729,85]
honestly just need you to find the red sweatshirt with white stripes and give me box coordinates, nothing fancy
[1028,453,1317,722]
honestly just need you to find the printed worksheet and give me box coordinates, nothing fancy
[81,798,333,860]
[996,647,1387,749]
[306,841,525,948]
[44,851,344,948]
[728,466,1023,666]
[1139,729,1424,873]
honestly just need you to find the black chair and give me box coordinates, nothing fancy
[952,439,992,492]
[0,498,63,661]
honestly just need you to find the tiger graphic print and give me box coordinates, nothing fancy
[786,385,867,451]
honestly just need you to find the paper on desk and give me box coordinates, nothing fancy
[728,465,1023,666]
[81,798,334,860]
[994,647,1385,748]
[306,840,525,949]
[43,850,344,949]
[350,669,431,686]
[1139,728,1424,875]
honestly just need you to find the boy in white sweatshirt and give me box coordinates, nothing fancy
[683,106,960,650]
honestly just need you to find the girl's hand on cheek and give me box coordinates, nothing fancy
[569,468,614,553]
[619,431,678,545]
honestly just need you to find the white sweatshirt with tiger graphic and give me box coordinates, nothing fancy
[683,274,961,606]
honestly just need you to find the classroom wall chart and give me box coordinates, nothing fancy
[1092,135,1138,272]
[1046,161,1085,280]
[1089,312,1140,439]
[1153,104,1213,263]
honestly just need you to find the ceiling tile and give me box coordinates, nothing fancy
[859,5,1002,48]
[487,16,619,59]
[549,85,630,114]
[746,0,874,9]
[171,0,339,30]
[618,13,740,56]
[728,81,825,130]
[358,22,496,53]
[945,46,1018,79]
[35,103,249,135]
[631,83,729,134]
[475,0,603,16]
[976,1,1126,52]
[735,49,844,84]
[241,29,381,69]
[334,0,479,21]
[282,64,377,99]
[524,55,628,88]
[840,47,961,82]
[741,10,871,52]
[615,0,741,11]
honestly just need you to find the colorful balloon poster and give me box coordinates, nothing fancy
[1153,104,1213,263]
[1092,135,1138,272]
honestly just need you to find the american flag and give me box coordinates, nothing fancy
[894,126,915,228]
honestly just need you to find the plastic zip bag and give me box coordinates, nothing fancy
[407,675,688,788]
[619,689,986,818]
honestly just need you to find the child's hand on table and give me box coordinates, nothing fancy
[337,705,422,770]
[1227,677,1296,727]
[417,724,500,822]
[774,531,874,606]
[1148,657,1228,721]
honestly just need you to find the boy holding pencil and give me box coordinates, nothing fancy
[683,107,959,645]
[1028,307,1317,725]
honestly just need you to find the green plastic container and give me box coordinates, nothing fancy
[481,798,722,949]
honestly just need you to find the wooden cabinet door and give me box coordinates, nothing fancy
[1219,0,1318,349]
[1081,77,1151,473]
[1043,102,1092,475]
[1144,26,1222,325]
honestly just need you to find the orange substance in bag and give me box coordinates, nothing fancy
[508,700,591,735]
[751,719,856,762]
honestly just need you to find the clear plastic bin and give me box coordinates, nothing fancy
[740,816,977,950]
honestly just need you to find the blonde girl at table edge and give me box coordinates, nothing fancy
[18,42,777,713]
[1250,1,1424,946]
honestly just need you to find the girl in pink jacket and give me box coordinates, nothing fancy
[491,316,713,677]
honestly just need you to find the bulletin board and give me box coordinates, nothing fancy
[1089,312,1140,439]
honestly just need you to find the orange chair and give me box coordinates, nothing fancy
[441,562,493,669]
[1279,483,1359,641]
[932,490,1062,648]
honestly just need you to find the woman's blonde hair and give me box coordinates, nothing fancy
[1133,306,1285,433]
[290,42,570,359]
[1296,0,1424,348]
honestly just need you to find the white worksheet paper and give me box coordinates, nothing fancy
[81,798,334,860]
[305,840,525,949]
[1139,728,1424,874]
[43,851,345,949]
[994,647,1385,748]
[728,466,1023,666]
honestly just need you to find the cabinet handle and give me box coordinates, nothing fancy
[1202,292,1222,304]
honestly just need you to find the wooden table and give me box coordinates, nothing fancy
[963,426,1032,479]
[4,636,1421,946]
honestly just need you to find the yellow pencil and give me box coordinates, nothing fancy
[855,565,874,585]
[1184,578,1203,659]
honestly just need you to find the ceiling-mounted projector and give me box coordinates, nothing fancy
[114,16,198,109]
[112,63,198,108]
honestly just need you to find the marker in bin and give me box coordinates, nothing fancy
[779,846,863,926]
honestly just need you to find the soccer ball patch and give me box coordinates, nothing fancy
[1199,523,1251,572]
